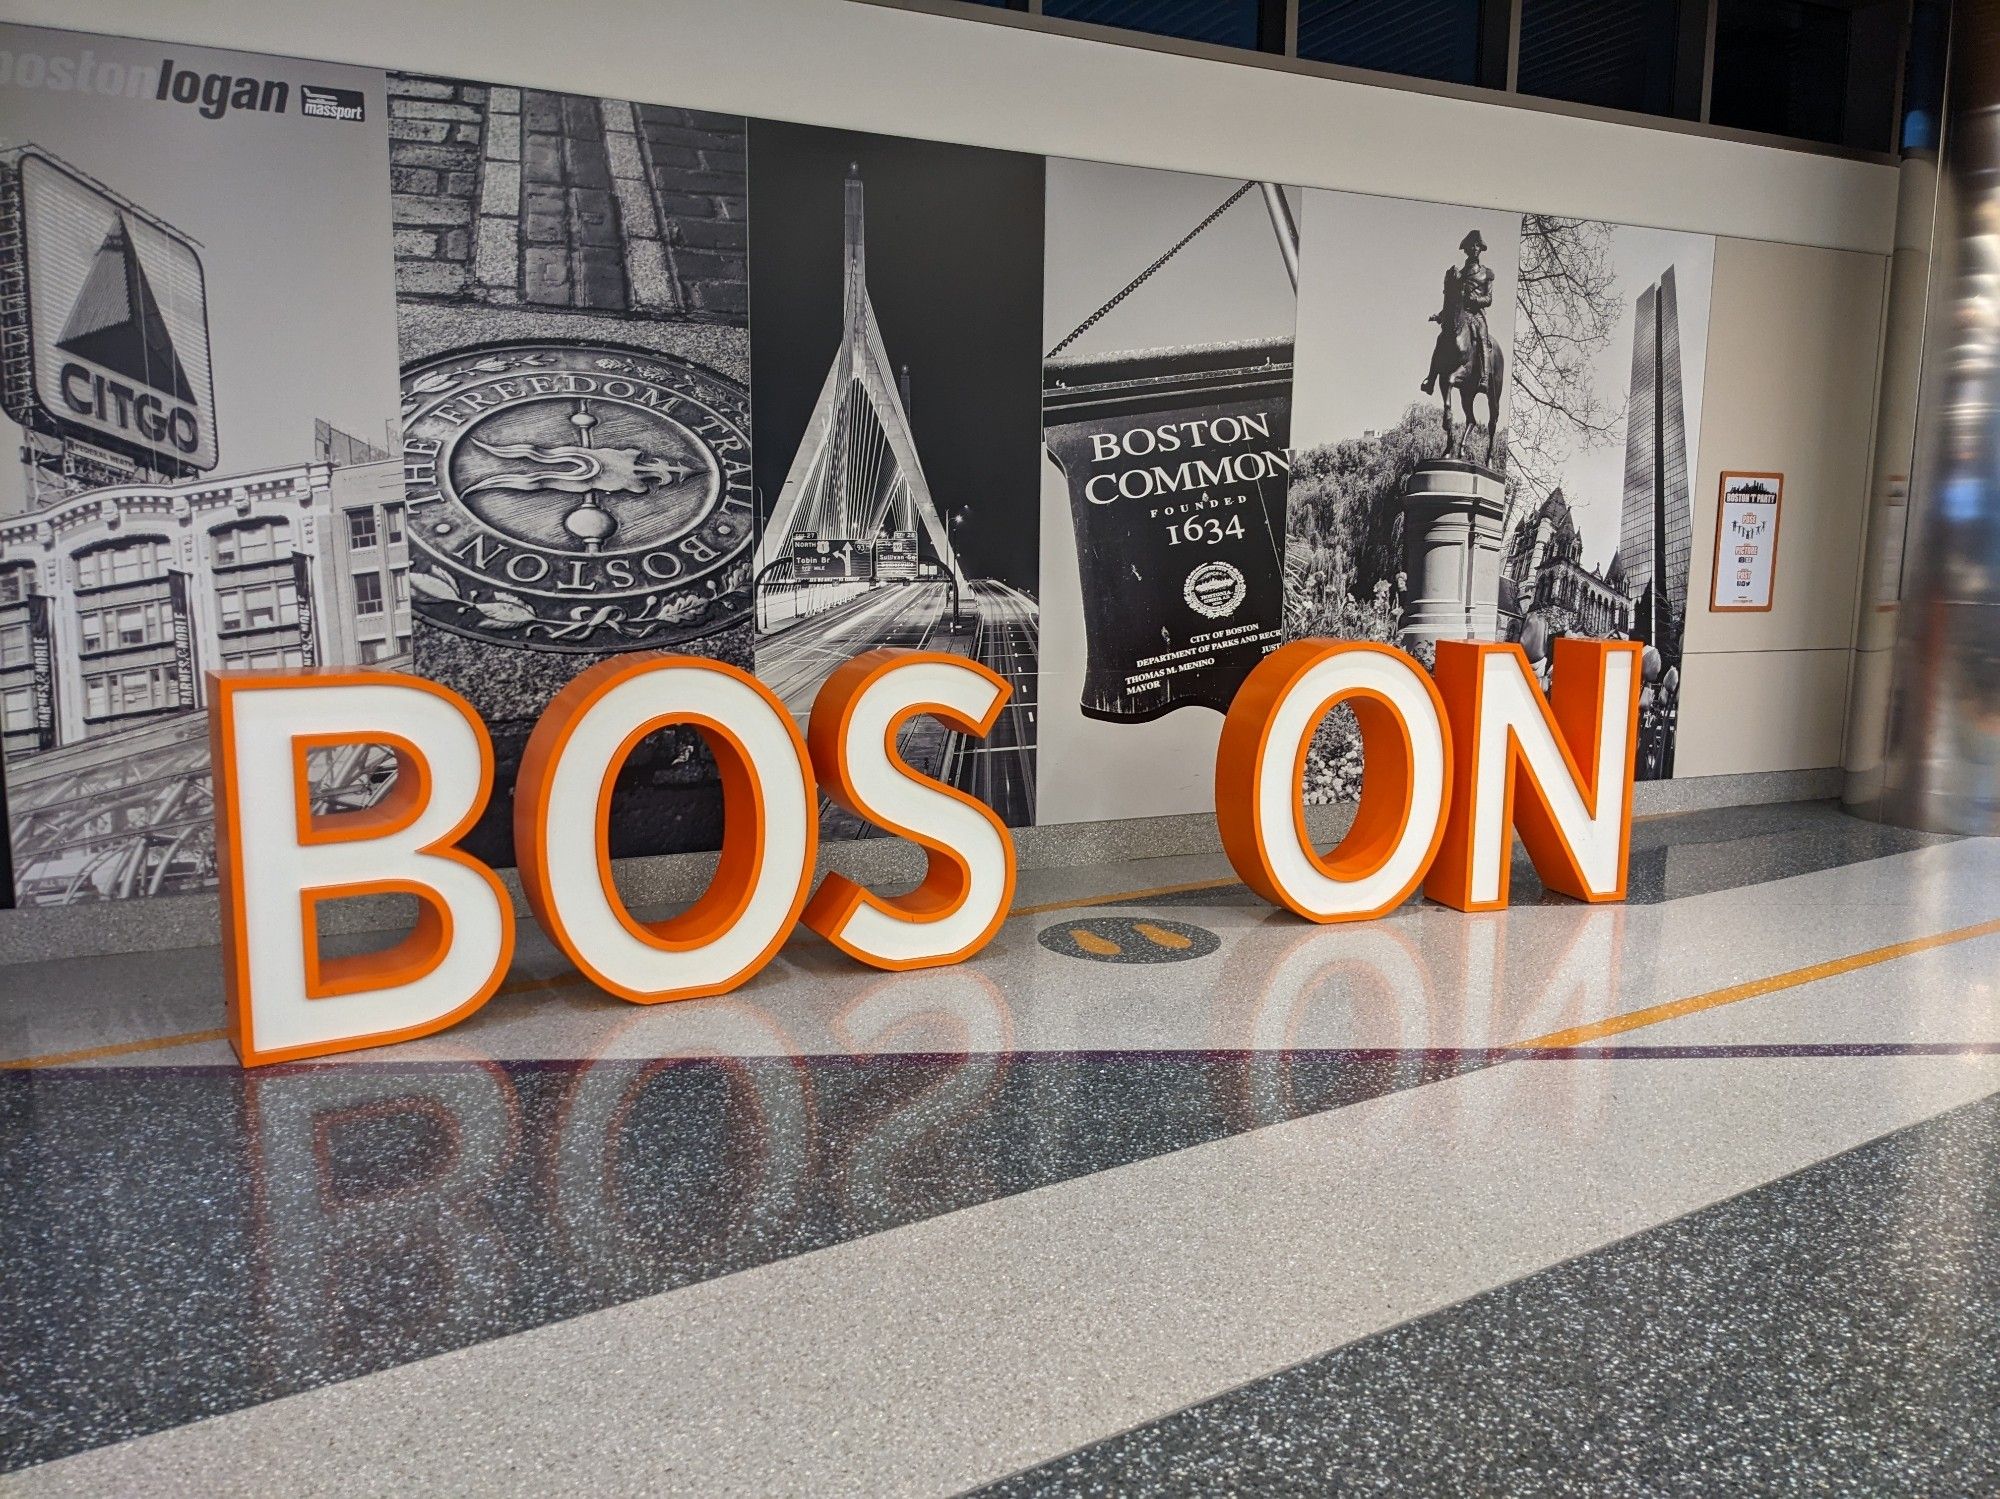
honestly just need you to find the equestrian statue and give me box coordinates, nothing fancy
[1421,229,1504,468]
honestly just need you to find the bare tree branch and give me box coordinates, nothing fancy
[1509,215,1623,522]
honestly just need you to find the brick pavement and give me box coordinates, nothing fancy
[388,75,748,324]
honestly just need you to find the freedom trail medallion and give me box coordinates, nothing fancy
[400,341,754,653]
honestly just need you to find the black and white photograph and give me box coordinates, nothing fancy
[0,23,402,907]
[1283,189,1518,804]
[1039,157,1300,826]
[749,121,1043,833]
[1497,217,1713,780]
[392,76,755,865]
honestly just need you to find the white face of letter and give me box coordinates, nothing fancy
[807,655,1014,967]
[1465,647,1636,906]
[1251,646,1450,919]
[216,678,511,1064]
[522,659,815,1001]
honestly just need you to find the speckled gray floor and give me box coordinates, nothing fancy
[0,1050,1489,1471]
[976,1089,2000,1497]
[1,799,1996,1495]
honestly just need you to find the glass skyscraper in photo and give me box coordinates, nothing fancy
[1619,265,1693,664]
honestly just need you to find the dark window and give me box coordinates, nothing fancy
[1042,0,1281,52]
[1901,0,1946,152]
[211,520,289,569]
[75,538,172,590]
[1517,0,1686,117]
[1297,0,1485,86]
[1711,2,1849,145]
[1711,0,1899,151]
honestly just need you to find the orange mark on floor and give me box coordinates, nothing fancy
[1510,915,2000,1050]
[1,1027,229,1070]
[1012,877,1238,917]
[1070,929,1122,957]
[1134,921,1193,950]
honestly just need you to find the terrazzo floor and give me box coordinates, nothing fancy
[2,799,1997,1494]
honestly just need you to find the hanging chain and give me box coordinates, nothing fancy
[1045,180,1257,360]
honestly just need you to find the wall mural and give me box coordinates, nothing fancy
[1040,159,1300,826]
[747,121,1043,837]
[389,74,756,869]
[0,19,1715,907]
[0,28,403,908]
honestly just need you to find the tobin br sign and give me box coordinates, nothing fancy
[2,148,218,474]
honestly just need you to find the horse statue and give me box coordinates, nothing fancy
[1421,229,1504,469]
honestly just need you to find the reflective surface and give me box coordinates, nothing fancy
[1867,4,2000,834]
[3,799,1999,1495]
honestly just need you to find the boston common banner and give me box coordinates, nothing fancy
[0,19,1714,908]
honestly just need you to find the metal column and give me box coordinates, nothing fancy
[1847,2,2000,833]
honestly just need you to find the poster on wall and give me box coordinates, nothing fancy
[1498,217,1714,780]
[390,75,756,867]
[748,121,1043,835]
[1711,471,1782,611]
[1038,159,1300,825]
[1284,189,1519,806]
[0,23,402,907]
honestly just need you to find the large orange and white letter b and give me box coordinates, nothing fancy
[211,671,515,1067]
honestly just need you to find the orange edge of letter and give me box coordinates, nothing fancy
[800,648,1017,970]
[210,667,515,1068]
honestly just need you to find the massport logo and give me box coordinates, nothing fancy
[298,84,365,122]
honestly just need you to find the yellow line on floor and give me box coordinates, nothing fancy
[1509,915,2000,1051]
[1007,804,1694,919]
[487,878,1247,996]
[5,822,1941,1071]
[1,1027,229,1070]
[1011,877,1239,916]
[0,874,1233,1067]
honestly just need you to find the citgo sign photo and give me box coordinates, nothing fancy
[210,636,1638,1066]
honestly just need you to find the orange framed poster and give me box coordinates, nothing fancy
[1710,471,1783,612]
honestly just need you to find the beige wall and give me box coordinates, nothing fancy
[8,0,1900,787]
[1677,237,1889,775]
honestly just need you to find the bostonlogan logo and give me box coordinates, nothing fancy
[0,46,361,123]
[299,85,364,123]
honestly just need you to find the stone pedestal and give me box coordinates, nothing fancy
[1397,458,1506,645]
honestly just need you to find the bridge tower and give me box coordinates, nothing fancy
[755,165,966,591]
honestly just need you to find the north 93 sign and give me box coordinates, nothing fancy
[12,151,218,472]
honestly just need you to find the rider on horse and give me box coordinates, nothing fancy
[1421,229,1503,465]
